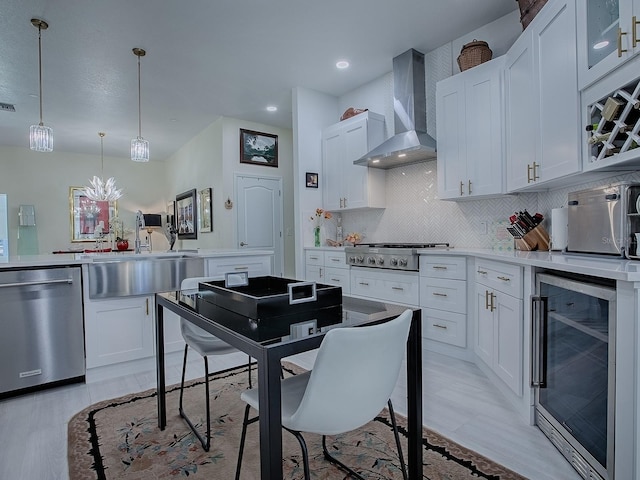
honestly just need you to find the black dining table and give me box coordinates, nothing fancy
[155,289,423,479]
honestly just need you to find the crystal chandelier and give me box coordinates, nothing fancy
[84,132,123,202]
[29,18,53,152]
[131,48,149,162]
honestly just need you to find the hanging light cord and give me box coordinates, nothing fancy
[99,132,105,176]
[37,23,44,126]
[137,53,142,138]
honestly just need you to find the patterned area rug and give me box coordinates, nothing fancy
[68,362,526,479]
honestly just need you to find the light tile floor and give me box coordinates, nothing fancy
[0,349,582,479]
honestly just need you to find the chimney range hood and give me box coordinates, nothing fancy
[354,48,436,169]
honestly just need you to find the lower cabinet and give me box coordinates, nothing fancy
[205,254,272,279]
[84,295,155,368]
[304,249,350,294]
[350,267,418,306]
[474,259,523,396]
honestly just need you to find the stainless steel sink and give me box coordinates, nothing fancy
[87,255,205,298]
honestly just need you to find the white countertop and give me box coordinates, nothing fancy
[417,247,640,282]
[0,249,274,269]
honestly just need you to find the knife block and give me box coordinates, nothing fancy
[515,225,550,251]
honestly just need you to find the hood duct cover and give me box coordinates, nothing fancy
[354,48,436,169]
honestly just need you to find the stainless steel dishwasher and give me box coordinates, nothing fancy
[0,266,84,397]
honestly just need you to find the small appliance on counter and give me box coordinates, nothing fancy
[550,207,568,251]
[566,182,640,258]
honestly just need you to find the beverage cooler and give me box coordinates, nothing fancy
[532,273,616,480]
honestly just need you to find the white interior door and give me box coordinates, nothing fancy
[235,174,283,276]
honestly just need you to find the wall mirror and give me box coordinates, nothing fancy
[69,187,117,242]
[198,187,212,233]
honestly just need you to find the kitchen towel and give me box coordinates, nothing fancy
[551,207,568,251]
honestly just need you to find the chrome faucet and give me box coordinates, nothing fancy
[134,210,150,253]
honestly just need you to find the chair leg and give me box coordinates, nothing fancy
[178,345,211,451]
[284,427,311,480]
[388,399,408,480]
[235,405,259,480]
[320,401,406,480]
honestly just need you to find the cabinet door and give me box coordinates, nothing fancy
[465,61,504,196]
[475,287,494,367]
[505,32,537,191]
[305,265,323,283]
[494,292,523,395]
[324,266,350,294]
[436,75,467,199]
[576,0,637,89]
[535,0,580,183]
[343,119,370,209]
[85,295,155,368]
[206,255,272,279]
[322,129,343,211]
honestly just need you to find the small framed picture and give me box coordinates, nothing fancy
[240,129,278,167]
[306,172,318,188]
[175,189,197,239]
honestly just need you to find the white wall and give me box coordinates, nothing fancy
[0,145,167,255]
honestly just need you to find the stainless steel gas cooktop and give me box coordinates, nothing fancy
[344,243,450,271]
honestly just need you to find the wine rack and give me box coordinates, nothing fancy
[587,76,640,163]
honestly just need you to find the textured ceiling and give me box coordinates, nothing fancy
[0,0,517,161]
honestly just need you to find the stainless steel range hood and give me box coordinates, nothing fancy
[354,48,436,169]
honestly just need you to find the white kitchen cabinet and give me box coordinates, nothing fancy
[350,267,418,306]
[505,0,581,191]
[322,111,386,211]
[419,256,467,348]
[474,259,523,396]
[576,0,640,90]
[437,57,504,199]
[304,248,350,294]
[205,254,272,279]
[84,295,155,368]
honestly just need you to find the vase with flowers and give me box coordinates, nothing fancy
[345,232,363,245]
[310,208,332,247]
[109,216,133,251]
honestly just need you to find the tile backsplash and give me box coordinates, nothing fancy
[331,161,640,249]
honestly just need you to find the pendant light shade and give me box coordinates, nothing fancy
[84,132,123,202]
[131,48,149,162]
[29,18,53,152]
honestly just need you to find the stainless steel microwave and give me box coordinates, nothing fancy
[566,183,640,258]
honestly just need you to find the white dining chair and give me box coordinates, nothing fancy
[178,276,252,451]
[235,308,413,480]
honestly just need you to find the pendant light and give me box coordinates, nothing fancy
[84,132,123,202]
[131,47,149,162]
[29,18,53,152]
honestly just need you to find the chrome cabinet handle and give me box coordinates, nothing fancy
[330,278,340,282]
[146,298,149,316]
[392,286,404,291]
[497,276,511,282]
[432,265,448,270]
[234,266,249,270]
[485,290,491,310]
[309,256,319,260]
[330,258,340,262]
[359,282,369,286]
[633,16,639,48]
[468,179,472,195]
[433,324,448,330]
[460,181,464,196]
[240,241,248,246]
[432,292,448,297]
[485,290,496,312]
[477,269,487,275]
[618,27,628,57]
[0,278,72,288]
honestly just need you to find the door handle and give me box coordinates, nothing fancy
[618,27,628,57]
[460,181,464,196]
[240,242,248,246]
[468,179,472,195]
[633,16,639,48]
[530,295,548,388]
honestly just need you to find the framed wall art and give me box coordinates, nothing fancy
[198,187,212,233]
[175,189,197,239]
[240,128,278,167]
[306,172,318,188]
[69,186,117,242]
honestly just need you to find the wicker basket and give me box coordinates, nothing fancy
[516,0,548,30]
[457,40,493,72]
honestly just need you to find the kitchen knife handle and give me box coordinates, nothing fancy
[530,295,548,388]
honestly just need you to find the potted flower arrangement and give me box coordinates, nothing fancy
[109,216,133,251]
[345,232,363,245]
[310,208,332,247]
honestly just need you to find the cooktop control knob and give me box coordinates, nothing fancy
[367,256,376,265]
[399,258,408,267]
[390,258,398,266]
[376,257,384,265]
[357,256,364,264]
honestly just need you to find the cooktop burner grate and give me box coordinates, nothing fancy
[352,242,450,249]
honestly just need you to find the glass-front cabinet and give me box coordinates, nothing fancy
[577,0,640,89]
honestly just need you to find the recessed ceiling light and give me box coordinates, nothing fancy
[593,40,610,50]
[336,60,350,69]
[266,105,277,112]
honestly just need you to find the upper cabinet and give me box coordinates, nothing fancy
[505,0,581,191]
[322,111,386,211]
[577,0,640,90]
[437,57,505,200]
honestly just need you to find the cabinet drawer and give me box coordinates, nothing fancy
[324,267,350,294]
[420,278,466,314]
[474,260,522,298]
[420,256,467,280]
[422,308,466,348]
[325,251,348,268]
[350,269,419,306]
[305,250,325,266]
[206,256,271,279]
